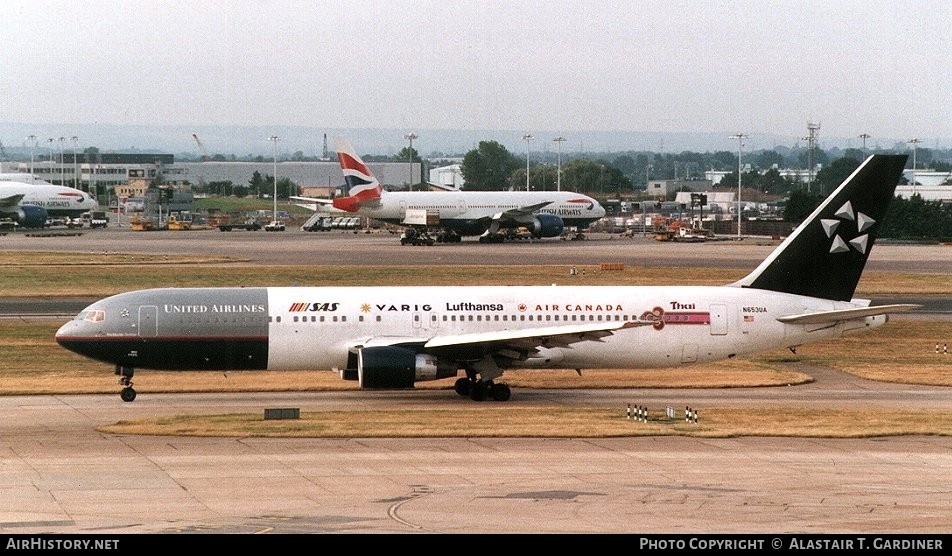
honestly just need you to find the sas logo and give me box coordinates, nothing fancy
[821,200,875,255]
[288,302,340,312]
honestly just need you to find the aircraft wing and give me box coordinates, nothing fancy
[776,303,920,325]
[0,193,25,209]
[490,201,554,224]
[423,320,653,357]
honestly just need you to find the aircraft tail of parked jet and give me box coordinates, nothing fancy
[56,154,915,402]
[330,138,384,213]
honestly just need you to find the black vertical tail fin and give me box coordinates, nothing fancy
[731,154,908,301]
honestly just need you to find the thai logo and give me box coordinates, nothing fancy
[821,200,875,255]
[641,306,711,330]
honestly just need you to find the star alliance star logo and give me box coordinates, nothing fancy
[820,200,875,255]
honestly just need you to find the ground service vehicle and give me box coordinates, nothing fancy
[218,218,261,231]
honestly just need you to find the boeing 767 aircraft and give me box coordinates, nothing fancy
[291,138,606,243]
[56,154,915,402]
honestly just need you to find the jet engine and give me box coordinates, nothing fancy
[528,213,565,238]
[13,205,49,229]
[356,346,457,388]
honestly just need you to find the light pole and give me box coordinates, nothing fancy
[47,138,55,183]
[59,137,66,186]
[71,136,78,188]
[522,133,533,191]
[404,132,417,191]
[268,135,280,223]
[859,133,871,159]
[644,164,653,238]
[553,136,565,192]
[731,133,747,239]
[27,135,36,181]
[907,138,921,194]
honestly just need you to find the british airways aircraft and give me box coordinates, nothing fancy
[56,155,915,402]
[0,176,99,228]
[291,138,606,243]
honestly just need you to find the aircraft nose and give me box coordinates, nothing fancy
[55,315,87,345]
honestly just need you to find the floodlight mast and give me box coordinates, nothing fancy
[553,136,566,192]
[731,133,747,239]
[522,133,533,191]
[269,135,280,223]
[404,133,418,191]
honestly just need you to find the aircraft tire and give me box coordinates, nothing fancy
[490,383,511,402]
[120,387,137,402]
[454,377,471,397]
[470,381,488,401]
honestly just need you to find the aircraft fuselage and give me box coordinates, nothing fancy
[55,285,885,373]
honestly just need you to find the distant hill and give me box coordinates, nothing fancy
[0,121,945,159]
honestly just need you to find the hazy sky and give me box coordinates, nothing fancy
[4,0,950,147]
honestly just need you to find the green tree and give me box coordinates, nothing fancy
[815,156,860,196]
[753,150,784,170]
[558,159,630,197]
[207,180,234,196]
[248,170,265,198]
[760,168,790,195]
[264,175,297,199]
[460,141,521,190]
[784,188,823,223]
[397,146,420,163]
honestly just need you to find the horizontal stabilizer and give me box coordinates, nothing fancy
[776,304,920,325]
[289,195,333,206]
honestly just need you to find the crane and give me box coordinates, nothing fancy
[191,133,209,162]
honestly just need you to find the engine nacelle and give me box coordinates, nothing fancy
[357,346,457,389]
[14,205,48,229]
[529,213,565,238]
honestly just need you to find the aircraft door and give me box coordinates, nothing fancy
[138,306,158,337]
[412,311,438,330]
[709,304,728,335]
[681,343,698,363]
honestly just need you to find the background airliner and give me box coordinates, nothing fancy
[56,155,914,402]
[291,138,606,243]
[0,176,99,228]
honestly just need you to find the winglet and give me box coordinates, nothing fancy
[731,154,907,301]
[332,138,383,212]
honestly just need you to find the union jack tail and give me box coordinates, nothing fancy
[332,138,383,212]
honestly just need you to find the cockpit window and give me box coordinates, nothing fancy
[82,310,105,322]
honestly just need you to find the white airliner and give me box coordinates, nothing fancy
[0,176,99,228]
[291,138,606,243]
[56,154,916,402]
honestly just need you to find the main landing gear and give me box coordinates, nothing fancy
[454,377,512,402]
[115,365,136,402]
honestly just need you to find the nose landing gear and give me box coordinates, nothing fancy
[115,365,136,402]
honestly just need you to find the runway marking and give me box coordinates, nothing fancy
[387,486,434,530]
